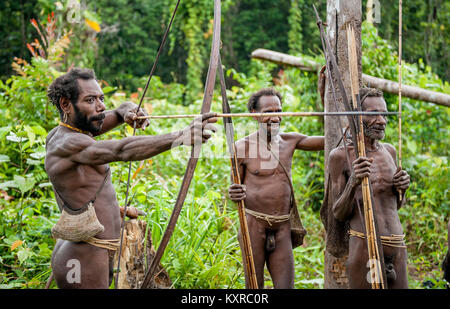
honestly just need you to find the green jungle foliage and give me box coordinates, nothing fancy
[0,2,448,289]
[1,0,448,90]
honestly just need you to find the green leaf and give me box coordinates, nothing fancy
[26,158,42,165]
[0,180,18,190]
[407,140,418,154]
[38,243,52,257]
[6,132,27,143]
[24,125,36,147]
[0,154,10,163]
[17,247,34,264]
[13,175,36,194]
[38,182,52,188]
[0,283,23,289]
[31,125,47,136]
[102,86,116,94]
[0,126,11,139]
[29,151,46,159]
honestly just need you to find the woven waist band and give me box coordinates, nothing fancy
[349,229,407,248]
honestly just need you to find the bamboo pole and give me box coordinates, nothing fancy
[136,111,398,120]
[347,25,385,289]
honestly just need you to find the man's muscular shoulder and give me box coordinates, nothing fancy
[282,132,306,139]
[235,133,256,150]
[329,145,348,162]
[380,142,397,161]
[46,126,58,145]
[280,132,305,144]
[46,128,94,159]
[45,129,96,178]
[328,145,353,175]
[235,135,248,146]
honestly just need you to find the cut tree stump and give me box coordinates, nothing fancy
[113,219,172,289]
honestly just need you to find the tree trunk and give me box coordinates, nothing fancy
[114,219,172,289]
[323,0,362,289]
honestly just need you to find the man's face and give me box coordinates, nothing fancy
[72,79,106,134]
[362,96,387,141]
[253,95,282,137]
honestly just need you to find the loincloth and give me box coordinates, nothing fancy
[348,229,406,249]
[85,237,120,259]
[245,208,292,227]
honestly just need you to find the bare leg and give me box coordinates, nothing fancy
[238,214,267,289]
[266,222,295,289]
[384,246,408,289]
[347,237,372,289]
[51,239,111,289]
[348,237,408,289]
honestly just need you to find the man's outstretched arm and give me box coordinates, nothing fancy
[294,133,324,151]
[66,113,217,165]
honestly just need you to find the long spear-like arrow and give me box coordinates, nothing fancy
[135,111,398,120]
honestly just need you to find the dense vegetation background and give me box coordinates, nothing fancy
[0,0,448,289]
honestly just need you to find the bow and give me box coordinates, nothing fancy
[218,56,258,289]
[114,0,181,288]
[140,0,222,288]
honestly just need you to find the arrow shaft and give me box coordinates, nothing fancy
[136,111,398,120]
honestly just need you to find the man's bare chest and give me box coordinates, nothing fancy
[350,148,397,194]
[243,149,293,177]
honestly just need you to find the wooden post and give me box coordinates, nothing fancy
[323,0,362,289]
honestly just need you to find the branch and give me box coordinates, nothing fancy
[251,48,450,107]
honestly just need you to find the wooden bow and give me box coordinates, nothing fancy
[218,56,258,289]
[140,0,222,288]
[115,0,181,289]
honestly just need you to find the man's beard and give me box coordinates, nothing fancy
[260,122,280,138]
[363,121,385,140]
[73,104,105,134]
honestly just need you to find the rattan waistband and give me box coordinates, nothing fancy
[85,237,120,251]
[245,208,292,226]
[349,229,407,248]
